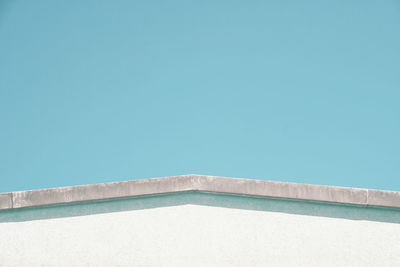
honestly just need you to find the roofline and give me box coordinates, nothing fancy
[1,175,399,210]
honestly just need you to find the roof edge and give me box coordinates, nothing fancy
[0,175,399,210]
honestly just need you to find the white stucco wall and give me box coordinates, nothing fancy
[1,200,400,267]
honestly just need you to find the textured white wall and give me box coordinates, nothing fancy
[1,203,400,266]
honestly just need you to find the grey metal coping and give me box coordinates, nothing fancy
[0,174,399,210]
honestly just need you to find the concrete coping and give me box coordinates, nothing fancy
[0,175,399,210]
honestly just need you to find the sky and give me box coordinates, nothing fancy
[0,0,399,193]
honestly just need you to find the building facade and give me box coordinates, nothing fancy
[1,175,400,266]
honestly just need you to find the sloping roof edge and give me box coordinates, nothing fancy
[0,175,399,210]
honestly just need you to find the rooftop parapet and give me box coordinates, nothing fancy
[0,175,399,210]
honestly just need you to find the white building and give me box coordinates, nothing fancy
[0,175,400,266]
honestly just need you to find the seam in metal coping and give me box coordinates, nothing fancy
[0,175,399,211]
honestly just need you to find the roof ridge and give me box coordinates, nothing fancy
[0,175,399,210]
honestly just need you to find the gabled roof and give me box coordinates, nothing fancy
[1,174,399,210]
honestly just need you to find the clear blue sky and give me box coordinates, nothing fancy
[1,0,399,192]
